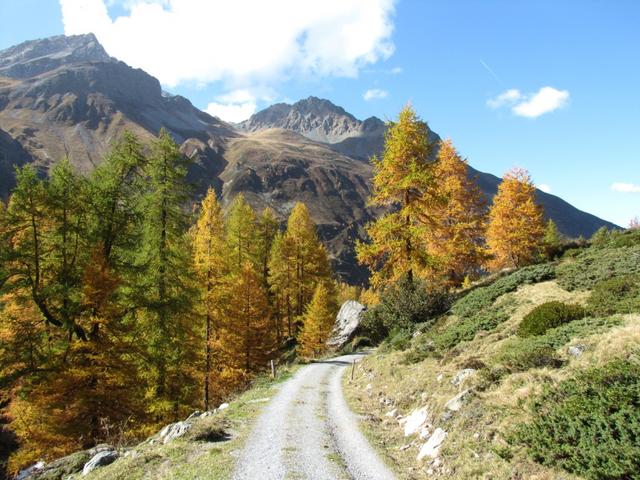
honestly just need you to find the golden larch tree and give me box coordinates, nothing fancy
[223,261,274,374]
[192,187,229,410]
[226,194,259,271]
[298,282,338,358]
[268,231,295,339]
[356,105,436,288]
[422,139,486,286]
[270,202,331,336]
[486,168,545,269]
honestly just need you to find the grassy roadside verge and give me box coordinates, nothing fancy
[80,365,300,480]
[342,277,640,479]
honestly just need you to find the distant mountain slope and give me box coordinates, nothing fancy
[0,34,618,282]
[0,34,233,183]
[241,97,617,238]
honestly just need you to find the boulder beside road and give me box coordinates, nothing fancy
[327,300,366,349]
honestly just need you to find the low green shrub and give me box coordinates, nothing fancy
[542,315,623,348]
[443,292,518,346]
[517,301,586,337]
[452,264,555,321]
[401,334,437,364]
[350,336,373,351]
[556,244,640,291]
[359,276,451,342]
[590,227,640,249]
[379,327,413,352]
[433,307,510,350]
[514,358,640,479]
[495,314,623,374]
[497,339,563,372]
[587,275,640,316]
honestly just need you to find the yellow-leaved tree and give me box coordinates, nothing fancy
[192,187,229,410]
[226,194,259,270]
[356,105,436,288]
[422,140,486,286]
[269,203,331,338]
[298,282,338,358]
[486,168,545,269]
[223,261,274,375]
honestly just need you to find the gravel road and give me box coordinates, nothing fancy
[232,352,396,480]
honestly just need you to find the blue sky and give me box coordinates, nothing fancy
[0,0,638,227]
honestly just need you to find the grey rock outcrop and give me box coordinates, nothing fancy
[417,428,447,461]
[82,450,118,476]
[451,368,476,387]
[445,389,473,412]
[327,300,366,349]
[158,421,192,444]
[568,344,587,357]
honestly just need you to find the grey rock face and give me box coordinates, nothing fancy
[16,461,45,480]
[0,33,113,79]
[445,389,473,412]
[239,96,389,160]
[327,300,366,349]
[568,344,587,357]
[451,368,476,387]
[158,421,192,444]
[82,450,118,476]
[417,427,447,461]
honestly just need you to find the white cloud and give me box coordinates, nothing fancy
[59,0,396,88]
[389,66,402,75]
[537,183,552,193]
[487,89,521,109]
[512,87,570,118]
[611,182,640,193]
[363,88,388,101]
[205,89,257,122]
[487,86,569,118]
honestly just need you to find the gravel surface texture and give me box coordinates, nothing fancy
[232,352,396,480]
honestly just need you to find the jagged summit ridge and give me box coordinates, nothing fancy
[239,96,385,146]
[0,33,114,79]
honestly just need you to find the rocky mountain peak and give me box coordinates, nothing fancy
[0,33,114,79]
[291,96,356,121]
[239,96,385,148]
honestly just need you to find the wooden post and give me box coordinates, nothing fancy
[270,359,276,379]
[351,359,356,381]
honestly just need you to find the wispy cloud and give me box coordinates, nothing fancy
[487,89,522,109]
[389,66,402,75]
[537,183,552,193]
[487,86,570,118]
[611,182,640,193]
[363,88,388,101]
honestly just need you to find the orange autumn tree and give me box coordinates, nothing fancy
[298,282,338,358]
[223,262,274,375]
[486,168,545,269]
[422,140,486,286]
[192,187,229,410]
[269,203,331,338]
[357,105,436,288]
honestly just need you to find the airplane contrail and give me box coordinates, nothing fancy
[479,58,504,85]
